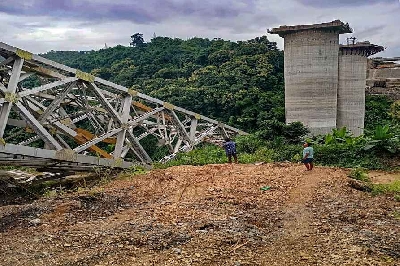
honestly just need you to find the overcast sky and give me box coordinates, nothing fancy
[0,0,399,56]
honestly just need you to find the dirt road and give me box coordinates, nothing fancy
[0,163,399,265]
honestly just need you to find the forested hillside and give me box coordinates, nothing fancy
[43,36,284,135]
[42,35,399,169]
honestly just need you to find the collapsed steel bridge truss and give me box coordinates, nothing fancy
[0,42,246,170]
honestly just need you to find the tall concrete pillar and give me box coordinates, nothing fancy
[338,42,384,136]
[269,20,352,135]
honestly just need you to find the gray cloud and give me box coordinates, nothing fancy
[353,25,386,40]
[0,0,398,58]
[295,0,395,8]
[0,0,257,24]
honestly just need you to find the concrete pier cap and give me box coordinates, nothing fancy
[339,41,384,56]
[268,20,353,36]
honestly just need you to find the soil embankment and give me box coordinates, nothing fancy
[0,163,399,265]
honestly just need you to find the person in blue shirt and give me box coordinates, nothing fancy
[302,142,314,171]
[223,138,238,164]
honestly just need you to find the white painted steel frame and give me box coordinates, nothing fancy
[0,41,246,170]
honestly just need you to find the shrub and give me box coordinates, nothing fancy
[155,125,398,171]
[348,168,370,182]
[258,120,309,144]
[315,143,385,169]
[235,134,267,153]
[370,180,400,197]
[282,122,310,144]
[253,147,274,162]
[364,125,400,154]
[163,144,227,167]
[271,143,302,162]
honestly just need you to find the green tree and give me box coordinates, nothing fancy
[130,33,145,47]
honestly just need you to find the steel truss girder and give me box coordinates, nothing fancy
[0,41,246,170]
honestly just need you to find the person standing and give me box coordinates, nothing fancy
[223,138,238,164]
[302,142,314,171]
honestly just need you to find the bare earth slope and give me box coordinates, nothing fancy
[0,164,399,265]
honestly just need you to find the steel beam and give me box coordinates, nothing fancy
[189,118,198,141]
[0,143,134,168]
[169,110,191,143]
[74,128,122,153]
[18,77,78,98]
[114,95,132,158]
[125,132,152,164]
[87,82,123,122]
[0,55,15,66]
[0,58,24,138]
[128,107,164,127]
[6,118,27,128]
[13,102,63,150]
[88,82,152,163]
[38,82,75,121]
[18,72,34,82]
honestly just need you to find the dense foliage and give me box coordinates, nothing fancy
[43,36,284,133]
[160,125,399,170]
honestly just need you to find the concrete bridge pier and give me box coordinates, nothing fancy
[338,42,384,136]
